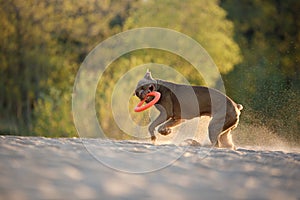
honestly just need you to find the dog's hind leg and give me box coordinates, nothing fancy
[218,129,236,150]
[208,117,225,147]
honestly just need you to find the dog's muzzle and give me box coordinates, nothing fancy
[136,90,146,100]
[135,84,156,102]
[136,90,155,103]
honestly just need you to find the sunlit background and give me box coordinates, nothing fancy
[0,0,299,148]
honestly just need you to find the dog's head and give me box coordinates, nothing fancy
[135,70,157,103]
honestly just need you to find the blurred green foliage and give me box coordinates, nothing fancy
[220,0,300,142]
[0,0,299,143]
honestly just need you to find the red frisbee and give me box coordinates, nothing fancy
[134,91,161,112]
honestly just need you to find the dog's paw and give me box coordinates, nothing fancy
[151,135,156,143]
[158,127,172,135]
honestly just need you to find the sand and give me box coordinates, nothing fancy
[0,136,299,200]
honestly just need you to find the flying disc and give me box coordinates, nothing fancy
[134,91,161,112]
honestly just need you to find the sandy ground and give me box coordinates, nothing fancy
[0,135,299,200]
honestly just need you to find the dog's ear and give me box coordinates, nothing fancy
[144,69,153,80]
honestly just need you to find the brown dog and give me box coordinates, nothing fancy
[135,71,243,150]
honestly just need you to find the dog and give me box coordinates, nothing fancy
[134,70,243,150]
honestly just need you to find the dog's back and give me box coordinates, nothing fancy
[157,80,241,120]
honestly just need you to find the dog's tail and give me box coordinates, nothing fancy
[237,104,243,111]
[235,104,243,116]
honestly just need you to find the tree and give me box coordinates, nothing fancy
[32,0,133,137]
[221,0,300,142]
[0,0,133,136]
[0,0,59,133]
[124,0,242,75]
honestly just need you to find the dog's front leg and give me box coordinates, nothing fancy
[158,118,184,135]
[148,104,168,143]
